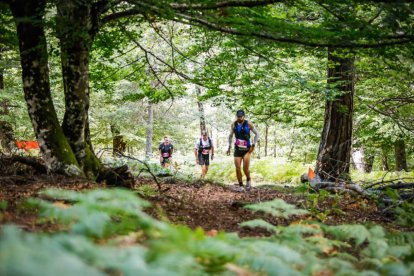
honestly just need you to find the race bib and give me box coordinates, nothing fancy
[202,149,210,155]
[235,139,247,149]
[162,152,170,158]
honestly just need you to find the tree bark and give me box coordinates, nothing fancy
[8,0,82,176]
[363,154,374,173]
[196,86,206,133]
[0,67,3,89]
[111,125,125,156]
[315,48,355,182]
[381,146,389,171]
[56,0,101,176]
[145,102,153,158]
[56,0,91,167]
[394,139,407,171]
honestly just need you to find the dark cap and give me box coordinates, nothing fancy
[236,110,245,117]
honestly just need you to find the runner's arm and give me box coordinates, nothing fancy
[227,126,233,151]
[249,123,259,146]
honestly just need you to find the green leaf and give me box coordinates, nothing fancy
[244,199,309,218]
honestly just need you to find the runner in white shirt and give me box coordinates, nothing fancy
[194,130,214,179]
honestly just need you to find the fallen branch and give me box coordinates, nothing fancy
[364,178,414,189]
[373,183,414,191]
[1,154,47,174]
[310,181,365,195]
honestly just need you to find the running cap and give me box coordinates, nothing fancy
[236,110,245,117]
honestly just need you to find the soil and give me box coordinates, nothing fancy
[0,172,401,236]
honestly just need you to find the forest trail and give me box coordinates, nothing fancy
[0,174,397,236]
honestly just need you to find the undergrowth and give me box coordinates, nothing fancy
[1,188,414,275]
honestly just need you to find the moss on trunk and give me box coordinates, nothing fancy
[10,0,83,176]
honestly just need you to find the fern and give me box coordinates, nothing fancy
[0,225,104,276]
[322,224,372,246]
[240,219,279,233]
[28,188,166,238]
[244,199,309,218]
[2,188,414,275]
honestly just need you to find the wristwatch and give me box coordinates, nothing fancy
[251,144,255,147]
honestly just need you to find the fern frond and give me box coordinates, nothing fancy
[322,224,371,245]
[244,199,309,218]
[29,188,166,238]
[240,219,279,233]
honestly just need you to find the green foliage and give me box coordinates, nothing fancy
[135,184,158,197]
[207,158,309,185]
[244,199,309,219]
[0,200,7,211]
[394,202,414,227]
[1,189,414,275]
[252,160,308,184]
[27,188,162,238]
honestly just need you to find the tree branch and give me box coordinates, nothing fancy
[175,11,414,48]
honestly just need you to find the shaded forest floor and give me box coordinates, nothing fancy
[1,172,406,236]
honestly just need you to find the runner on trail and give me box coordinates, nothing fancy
[226,110,259,191]
[159,136,174,168]
[194,130,214,179]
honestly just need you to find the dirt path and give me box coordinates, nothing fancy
[0,175,397,235]
[142,180,394,236]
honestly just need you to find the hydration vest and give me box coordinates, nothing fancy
[160,143,173,157]
[233,120,251,148]
[198,137,212,155]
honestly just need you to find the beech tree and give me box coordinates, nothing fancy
[2,0,413,181]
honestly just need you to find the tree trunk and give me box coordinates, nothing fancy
[9,0,82,176]
[196,86,206,133]
[394,139,407,171]
[56,0,90,166]
[84,86,93,153]
[56,0,101,176]
[315,48,355,182]
[111,125,125,156]
[363,154,374,173]
[264,123,268,157]
[145,102,153,158]
[381,147,389,171]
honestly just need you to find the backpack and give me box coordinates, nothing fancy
[233,120,250,140]
[198,137,212,154]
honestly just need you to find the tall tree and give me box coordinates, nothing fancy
[6,0,82,175]
[316,49,355,181]
[196,86,206,133]
[394,139,408,171]
[145,101,153,158]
